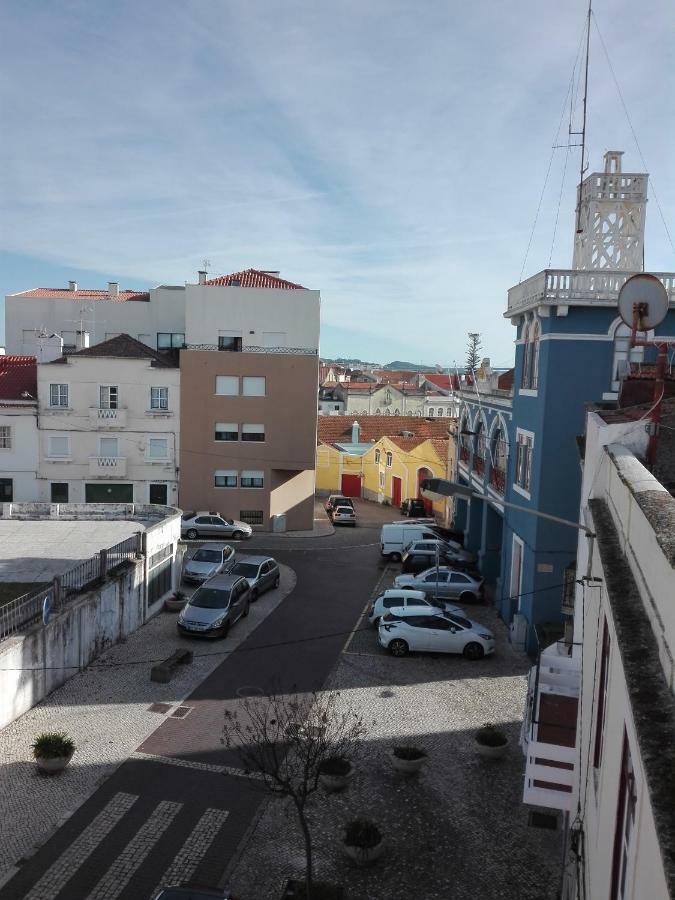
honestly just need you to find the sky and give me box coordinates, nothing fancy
[1,0,673,367]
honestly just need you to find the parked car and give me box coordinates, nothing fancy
[229,556,280,599]
[400,498,428,517]
[380,523,444,560]
[393,567,484,603]
[183,543,235,584]
[378,607,495,659]
[181,512,253,541]
[368,588,462,626]
[401,539,477,572]
[155,888,237,900]
[331,505,357,527]
[325,495,355,513]
[177,574,251,638]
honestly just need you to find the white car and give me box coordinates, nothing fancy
[331,505,357,527]
[368,588,462,626]
[377,606,495,660]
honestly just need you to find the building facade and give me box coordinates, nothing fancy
[0,356,39,501]
[37,335,180,504]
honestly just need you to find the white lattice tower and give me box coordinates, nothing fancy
[572,151,647,271]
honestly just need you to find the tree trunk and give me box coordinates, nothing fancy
[296,803,313,900]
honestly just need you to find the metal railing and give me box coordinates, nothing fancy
[186,344,318,355]
[0,585,55,640]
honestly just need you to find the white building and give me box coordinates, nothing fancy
[0,356,39,501]
[36,335,180,505]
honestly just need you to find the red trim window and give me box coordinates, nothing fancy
[610,732,637,900]
[593,619,611,770]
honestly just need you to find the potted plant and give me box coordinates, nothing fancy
[318,755,354,792]
[32,732,75,774]
[343,817,384,866]
[475,723,509,759]
[165,590,187,612]
[390,744,427,774]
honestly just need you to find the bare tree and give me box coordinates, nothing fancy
[223,689,366,899]
[465,332,482,374]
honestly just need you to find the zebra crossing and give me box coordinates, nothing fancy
[14,792,231,900]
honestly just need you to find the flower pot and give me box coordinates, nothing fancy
[319,764,354,792]
[165,595,187,613]
[390,750,426,775]
[343,839,384,867]
[475,739,509,759]
[35,752,73,774]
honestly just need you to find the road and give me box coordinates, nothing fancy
[0,501,399,900]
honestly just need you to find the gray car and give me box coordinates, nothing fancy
[177,574,251,638]
[393,567,484,603]
[229,556,280,600]
[181,511,253,541]
[183,543,235,584]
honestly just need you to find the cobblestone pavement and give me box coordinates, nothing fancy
[227,571,564,900]
[0,564,296,886]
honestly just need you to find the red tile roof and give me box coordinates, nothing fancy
[0,355,37,401]
[15,288,149,302]
[318,415,451,447]
[204,268,305,289]
[423,373,459,391]
[498,369,514,390]
[49,334,176,368]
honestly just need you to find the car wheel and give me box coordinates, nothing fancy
[372,616,381,627]
[390,552,402,562]
[459,591,477,604]
[250,589,259,603]
[463,641,484,661]
[242,600,250,618]
[232,530,244,540]
[273,575,280,589]
[220,621,230,638]
[389,639,409,657]
[186,528,198,540]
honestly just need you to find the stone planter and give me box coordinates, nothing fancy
[35,752,73,775]
[390,750,427,775]
[343,839,385,867]
[165,594,187,613]
[319,763,354,792]
[475,738,509,759]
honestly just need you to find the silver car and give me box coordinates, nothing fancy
[393,567,484,603]
[229,556,280,600]
[181,511,253,541]
[183,543,235,585]
[177,574,251,638]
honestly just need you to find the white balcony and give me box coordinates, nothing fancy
[506,269,675,317]
[88,456,127,478]
[89,407,127,428]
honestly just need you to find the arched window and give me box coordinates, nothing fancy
[375,408,381,415]
[386,451,393,467]
[394,408,400,415]
[437,408,444,417]
[521,319,531,388]
[530,321,540,389]
[473,420,486,475]
[428,408,434,417]
[384,409,390,416]
[414,409,422,416]
[459,413,471,463]
[489,422,508,494]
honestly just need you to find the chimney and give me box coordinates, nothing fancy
[68,281,77,292]
[76,330,90,351]
[108,281,119,297]
[198,270,207,285]
[351,420,360,443]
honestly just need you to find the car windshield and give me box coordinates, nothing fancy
[447,614,473,629]
[232,562,260,578]
[181,511,196,521]
[189,588,230,609]
[192,549,221,563]
[335,507,352,514]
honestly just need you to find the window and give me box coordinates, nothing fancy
[51,482,68,502]
[0,478,13,501]
[428,408,434,417]
[379,471,385,489]
[99,385,118,409]
[0,426,10,449]
[48,436,70,458]
[240,510,264,525]
[147,437,169,459]
[449,573,470,583]
[241,470,264,488]
[99,437,119,458]
[242,376,266,397]
[241,424,265,442]
[157,332,185,350]
[385,451,393,467]
[150,387,169,410]
[593,620,611,770]
[215,422,238,441]
[530,321,540,389]
[515,431,533,491]
[49,384,69,407]
[610,733,637,900]
[375,449,381,463]
[218,333,243,352]
[521,320,531,388]
[215,470,237,488]
[149,483,168,504]
[215,375,239,396]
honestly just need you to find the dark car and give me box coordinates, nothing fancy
[230,556,280,599]
[177,574,251,638]
[325,495,355,513]
[400,498,428,517]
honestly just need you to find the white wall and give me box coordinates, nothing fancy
[184,283,320,350]
[0,406,39,500]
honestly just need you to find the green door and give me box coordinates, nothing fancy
[85,483,134,502]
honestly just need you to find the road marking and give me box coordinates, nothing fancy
[152,807,229,896]
[131,750,263,780]
[87,800,181,900]
[24,792,138,900]
[341,564,391,654]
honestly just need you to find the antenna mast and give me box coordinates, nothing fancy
[575,0,592,234]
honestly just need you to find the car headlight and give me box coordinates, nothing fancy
[210,614,227,628]
[479,633,493,641]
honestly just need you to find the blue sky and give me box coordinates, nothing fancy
[1,0,673,367]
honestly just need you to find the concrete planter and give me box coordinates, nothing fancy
[165,594,187,613]
[390,749,427,775]
[319,763,354,793]
[35,752,73,775]
[343,839,384,867]
[475,738,509,759]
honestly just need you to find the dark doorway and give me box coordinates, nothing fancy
[51,483,69,503]
[0,479,13,502]
[85,483,134,503]
[149,483,168,505]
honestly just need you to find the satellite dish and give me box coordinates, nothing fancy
[618,274,669,330]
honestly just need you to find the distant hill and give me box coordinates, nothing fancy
[383,360,437,372]
[322,357,440,373]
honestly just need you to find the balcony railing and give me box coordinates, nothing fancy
[186,344,317,355]
[490,467,506,494]
[89,407,127,428]
[506,269,675,316]
[88,456,127,477]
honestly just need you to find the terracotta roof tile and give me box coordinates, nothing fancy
[423,373,459,391]
[498,369,514,390]
[318,415,451,447]
[204,268,305,289]
[49,334,176,367]
[16,288,149,302]
[0,355,37,401]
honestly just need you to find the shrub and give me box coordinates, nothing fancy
[343,818,382,849]
[32,732,75,759]
[173,590,186,602]
[475,724,508,747]
[392,745,427,761]
[319,756,351,776]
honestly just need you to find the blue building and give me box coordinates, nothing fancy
[456,151,675,652]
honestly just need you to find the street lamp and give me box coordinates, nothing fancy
[419,478,595,537]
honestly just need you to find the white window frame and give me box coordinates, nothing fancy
[0,425,11,450]
[215,375,239,396]
[147,437,169,460]
[49,384,69,408]
[214,469,237,488]
[48,435,70,459]
[150,386,169,411]
[374,449,381,464]
[242,376,266,397]
[379,470,385,489]
[240,469,264,488]
[99,385,119,410]
[385,451,393,468]
[98,436,119,459]
[513,428,534,499]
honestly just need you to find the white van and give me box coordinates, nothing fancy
[380,523,442,560]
